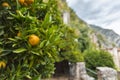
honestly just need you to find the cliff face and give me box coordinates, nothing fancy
[90,25,120,47]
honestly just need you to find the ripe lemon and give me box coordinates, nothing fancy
[2,2,10,7]
[29,34,40,46]
[18,0,25,5]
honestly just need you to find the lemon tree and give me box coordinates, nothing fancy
[0,0,83,79]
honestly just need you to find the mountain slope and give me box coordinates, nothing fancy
[90,25,120,47]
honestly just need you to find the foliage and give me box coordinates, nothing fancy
[0,0,83,79]
[68,5,91,52]
[84,49,115,71]
[60,0,91,52]
[58,26,84,62]
[84,49,115,78]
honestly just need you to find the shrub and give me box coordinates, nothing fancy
[84,49,115,71]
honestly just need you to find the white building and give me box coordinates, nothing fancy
[63,11,70,24]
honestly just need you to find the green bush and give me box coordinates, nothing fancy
[84,49,115,71]
[84,49,115,78]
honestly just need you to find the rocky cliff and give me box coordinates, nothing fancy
[90,25,120,47]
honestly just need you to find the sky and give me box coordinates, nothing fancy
[66,0,120,35]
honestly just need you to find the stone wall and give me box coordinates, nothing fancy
[117,71,120,80]
[68,62,119,80]
[97,67,118,80]
[69,62,94,80]
[107,48,120,68]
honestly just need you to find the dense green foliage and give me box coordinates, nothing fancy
[59,0,91,53]
[84,49,115,71]
[84,49,115,78]
[0,0,83,79]
[68,6,91,53]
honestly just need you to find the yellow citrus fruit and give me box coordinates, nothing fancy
[29,34,40,46]
[0,61,6,69]
[25,0,34,5]
[18,0,25,5]
[2,2,10,7]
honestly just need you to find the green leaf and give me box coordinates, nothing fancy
[32,75,41,80]
[8,38,17,42]
[7,17,14,20]
[0,50,11,57]
[31,51,40,56]
[47,52,52,57]
[16,0,21,10]
[13,48,27,53]
[40,40,47,48]
[41,12,51,28]
[11,75,15,80]
[12,44,17,47]
[0,26,5,29]
[45,40,50,46]
[0,42,2,45]
[25,75,32,80]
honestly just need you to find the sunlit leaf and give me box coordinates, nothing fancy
[8,38,17,42]
[31,51,40,56]
[40,40,47,48]
[13,48,27,53]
